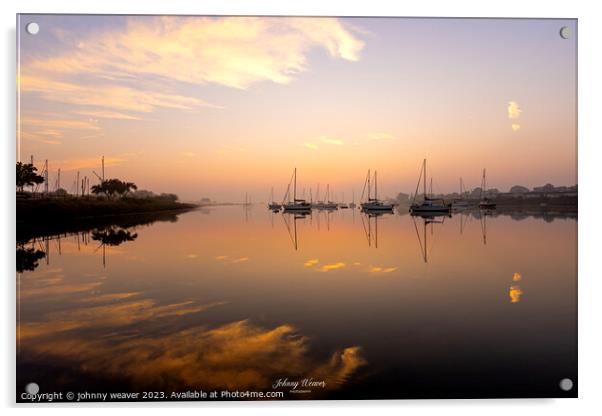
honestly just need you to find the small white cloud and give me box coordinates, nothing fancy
[508,101,521,119]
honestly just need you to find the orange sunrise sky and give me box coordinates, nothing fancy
[17,16,577,201]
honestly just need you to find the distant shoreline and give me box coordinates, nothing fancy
[17,196,198,223]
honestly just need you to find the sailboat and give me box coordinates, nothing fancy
[349,190,357,209]
[339,191,349,209]
[268,187,281,211]
[312,184,325,209]
[478,168,497,209]
[360,170,394,212]
[409,159,452,214]
[322,184,338,210]
[282,168,312,212]
[452,178,470,209]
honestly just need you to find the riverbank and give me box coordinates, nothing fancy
[17,197,198,242]
[17,197,197,224]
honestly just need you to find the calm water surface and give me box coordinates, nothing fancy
[17,206,577,400]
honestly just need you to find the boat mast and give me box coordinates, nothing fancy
[424,220,428,262]
[375,171,378,201]
[293,168,297,203]
[481,168,486,199]
[429,178,433,198]
[367,169,371,202]
[483,169,487,193]
[423,159,427,199]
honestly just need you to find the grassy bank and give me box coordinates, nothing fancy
[17,196,197,223]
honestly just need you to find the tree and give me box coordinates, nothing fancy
[158,193,178,202]
[91,179,137,199]
[510,185,530,194]
[395,192,411,205]
[16,246,46,273]
[16,162,44,192]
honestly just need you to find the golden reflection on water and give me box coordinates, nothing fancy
[20,308,365,392]
[509,285,523,303]
[509,272,524,303]
[304,258,319,267]
[318,262,346,272]
[17,207,577,395]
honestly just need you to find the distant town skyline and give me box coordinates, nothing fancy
[18,16,577,201]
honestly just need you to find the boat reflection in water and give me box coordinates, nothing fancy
[410,212,449,263]
[360,210,394,248]
[282,211,311,251]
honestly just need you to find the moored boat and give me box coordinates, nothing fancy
[478,168,497,210]
[452,178,471,210]
[360,170,394,212]
[268,187,281,211]
[409,159,452,214]
[282,168,312,212]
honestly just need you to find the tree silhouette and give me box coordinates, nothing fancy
[91,179,138,199]
[91,226,138,246]
[16,246,46,272]
[16,162,44,192]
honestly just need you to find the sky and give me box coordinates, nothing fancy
[17,15,577,201]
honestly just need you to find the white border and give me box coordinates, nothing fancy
[3,1,601,415]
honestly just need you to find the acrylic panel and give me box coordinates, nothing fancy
[16,15,577,402]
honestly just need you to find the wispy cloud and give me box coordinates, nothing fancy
[21,116,101,131]
[369,133,395,141]
[46,156,127,172]
[20,131,63,145]
[19,17,364,149]
[19,74,217,114]
[319,136,345,145]
[20,115,105,146]
[29,17,364,90]
[303,135,345,150]
[75,110,142,120]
